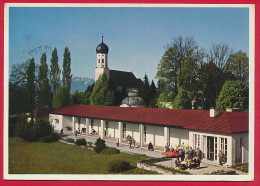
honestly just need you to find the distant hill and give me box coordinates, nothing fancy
[70,76,94,93]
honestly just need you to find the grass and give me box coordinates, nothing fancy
[9,137,158,174]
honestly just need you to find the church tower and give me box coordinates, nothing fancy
[95,35,110,82]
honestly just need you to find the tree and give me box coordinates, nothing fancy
[10,61,29,88]
[156,36,199,95]
[52,86,69,108]
[50,48,60,94]
[216,81,249,111]
[172,87,194,109]
[26,58,37,121]
[62,47,72,92]
[83,83,95,105]
[177,50,199,92]
[209,43,233,70]
[37,53,52,108]
[224,50,249,84]
[90,74,115,106]
[70,90,84,104]
[139,74,152,106]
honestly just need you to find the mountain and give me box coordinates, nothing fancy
[70,76,94,93]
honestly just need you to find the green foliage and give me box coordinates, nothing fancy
[26,58,37,121]
[198,62,227,109]
[107,160,131,173]
[65,138,75,143]
[157,93,173,108]
[75,138,87,146]
[62,47,72,93]
[70,90,84,104]
[90,74,115,106]
[156,36,199,95]
[41,133,60,143]
[94,138,107,153]
[172,87,194,109]
[53,86,70,108]
[232,165,248,173]
[50,48,60,94]
[9,138,154,174]
[101,147,120,155]
[38,53,53,109]
[225,50,249,83]
[16,117,54,142]
[216,81,249,111]
[83,83,94,105]
[177,50,199,92]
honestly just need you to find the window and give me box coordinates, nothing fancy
[105,121,109,137]
[54,119,59,124]
[202,135,207,155]
[193,134,201,149]
[91,120,94,129]
[144,126,147,143]
[98,59,100,63]
[220,137,228,162]
[102,59,104,63]
[123,123,126,138]
[78,118,81,124]
[168,128,171,145]
[214,137,218,161]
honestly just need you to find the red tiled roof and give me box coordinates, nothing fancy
[50,104,248,134]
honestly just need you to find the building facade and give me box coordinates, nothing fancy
[49,104,248,166]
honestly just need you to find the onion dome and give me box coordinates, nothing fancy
[121,89,146,107]
[96,35,109,54]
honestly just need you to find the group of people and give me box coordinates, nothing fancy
[126,135,136,148]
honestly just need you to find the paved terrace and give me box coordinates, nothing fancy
[61,132,247,175]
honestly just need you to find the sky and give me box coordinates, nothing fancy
[9,6,249,82]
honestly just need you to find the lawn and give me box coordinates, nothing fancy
[8,137,158,174]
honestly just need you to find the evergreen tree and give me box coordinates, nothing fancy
[216,81,248,111]
[139,74,152,107]
[90,74,115,106]
[52,86,68,108]
[37,53,52,108]
[60,47,72,107]
[50,48,60,94]
[70,90,84,104]
[62,47,72,91]
[83,83,94,105]
[26,58,37,121]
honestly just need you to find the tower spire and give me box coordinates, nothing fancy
[102,33,103,43]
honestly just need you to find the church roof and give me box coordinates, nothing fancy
[96,40,109,54]
[109,70,142,89]
[51,105,249,134]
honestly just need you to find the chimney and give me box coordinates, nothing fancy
[210,109,221,117]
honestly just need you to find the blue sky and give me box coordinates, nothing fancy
[9,7,249,82]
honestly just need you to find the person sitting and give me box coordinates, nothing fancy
[165,143,170,152]
[148,142,154,151]
[91,129,96,135]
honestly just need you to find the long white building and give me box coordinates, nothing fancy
[49,104,248,166]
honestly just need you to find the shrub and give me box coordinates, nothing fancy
[41,133,60,143]
[107,160,131,173]
[66,138,75,143]
[87,142,93,147]
[76,138,87,146]
[16,117,54,142]
[94,138,107,153]
[101,147,120,155]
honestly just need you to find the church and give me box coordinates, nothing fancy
[95,36,142,90]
